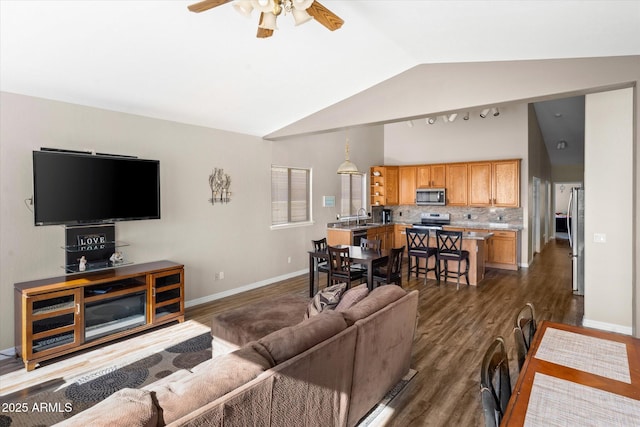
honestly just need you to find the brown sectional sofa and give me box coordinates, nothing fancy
[56,285,419,427]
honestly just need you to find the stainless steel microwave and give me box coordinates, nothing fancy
[416,188,446,206]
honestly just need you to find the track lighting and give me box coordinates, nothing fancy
[427,117,436,125]
[492,107,500,117]
[407,120,414,128]
[448,113,458,122]
[480,108,491,118]
[463,112,470,120]
[556,140,568,150]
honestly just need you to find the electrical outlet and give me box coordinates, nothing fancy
[593,233,606,243]
[219,271,224,279]
[287,256,291,264]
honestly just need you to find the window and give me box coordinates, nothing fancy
[340,173,366,217]
[271,166,311,226]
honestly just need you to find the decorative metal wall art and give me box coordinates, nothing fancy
[209,168,232,204]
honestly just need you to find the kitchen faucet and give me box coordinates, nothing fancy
[356,208,367,226]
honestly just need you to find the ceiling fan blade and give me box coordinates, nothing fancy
[257,27,274,38]
[306,1,344,31]
[187,0,232,13]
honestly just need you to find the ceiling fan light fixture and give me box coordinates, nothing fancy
[291,0,314,10]
[233,0,254,16]
[258,11,278,30]
[252,0,274,13]
[292,8,313,25]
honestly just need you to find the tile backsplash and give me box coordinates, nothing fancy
[386,205,522,226]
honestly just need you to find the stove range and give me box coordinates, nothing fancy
[412,212,451,230]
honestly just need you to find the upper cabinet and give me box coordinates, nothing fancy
[468,159,520,207]
[399,166,417,205]
[370,166,399,206]
[373,159,519,208]
[445,163,468,206]
[417,164,446,188]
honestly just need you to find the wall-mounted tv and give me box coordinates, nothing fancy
[33,149,161,226]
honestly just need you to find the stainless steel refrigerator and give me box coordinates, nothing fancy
[567,187,585,295]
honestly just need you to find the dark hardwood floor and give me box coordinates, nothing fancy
[190,238,581,426]
[1,239,581,426]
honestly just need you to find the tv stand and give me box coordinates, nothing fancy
[14,261,184,371]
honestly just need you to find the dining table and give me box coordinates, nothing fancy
[308,244,389,297]
[501,320,640,426]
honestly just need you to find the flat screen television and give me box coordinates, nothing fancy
[33,149,161,226]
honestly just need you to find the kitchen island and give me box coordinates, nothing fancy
[327,222,492,286]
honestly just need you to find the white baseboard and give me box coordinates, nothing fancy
[582,318,633,335]
[185,269,307,309]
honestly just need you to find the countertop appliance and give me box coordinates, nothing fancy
[382,209,392,224]
[416,188,446,206]
[568,187,584,295]
[412,212,451,230]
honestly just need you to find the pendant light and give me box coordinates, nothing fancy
[337,134,359,175]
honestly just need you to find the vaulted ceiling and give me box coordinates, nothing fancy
[1,1,639,165]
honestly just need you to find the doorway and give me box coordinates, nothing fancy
[553,182,581,240]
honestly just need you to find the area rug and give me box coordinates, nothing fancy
[0,332,212,427]
[356,369,417,426]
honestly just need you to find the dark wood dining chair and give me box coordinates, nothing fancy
[406,228,438,286]
[373,246,405,287]
[480,336,512,427]
[327,246,365,289]
[311,238,330,287]
[513,302,537,371]
[435,229,470,290]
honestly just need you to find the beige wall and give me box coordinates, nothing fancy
[0,92,384,349]
[583,88,634,333]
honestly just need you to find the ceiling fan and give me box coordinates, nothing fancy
[188,0,344,38]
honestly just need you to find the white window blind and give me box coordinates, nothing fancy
[340,173,365,217]
[271,166,311,226]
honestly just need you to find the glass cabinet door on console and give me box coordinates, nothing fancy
[23,288,82,365]
[150,269,184,323]
[83,277,148,342]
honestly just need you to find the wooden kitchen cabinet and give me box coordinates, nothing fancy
[486,230,518,270]
[394,224,409,252]
[367,225,394,249]
[417,164,446,188]
[370,166,399,206]
[399,166,417,205]
[445,163,468,206]
[468,159,520,207]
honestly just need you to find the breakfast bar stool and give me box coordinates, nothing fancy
[435,230,469,290]
[406,228,438,286]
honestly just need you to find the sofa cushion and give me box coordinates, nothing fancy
[258,310,348,365]
[341,284,407,326]
[149,342,274,425]
[53,388,157,427]
[211,293,309,346]
[305,282,347,318]
[335,283,369,312]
